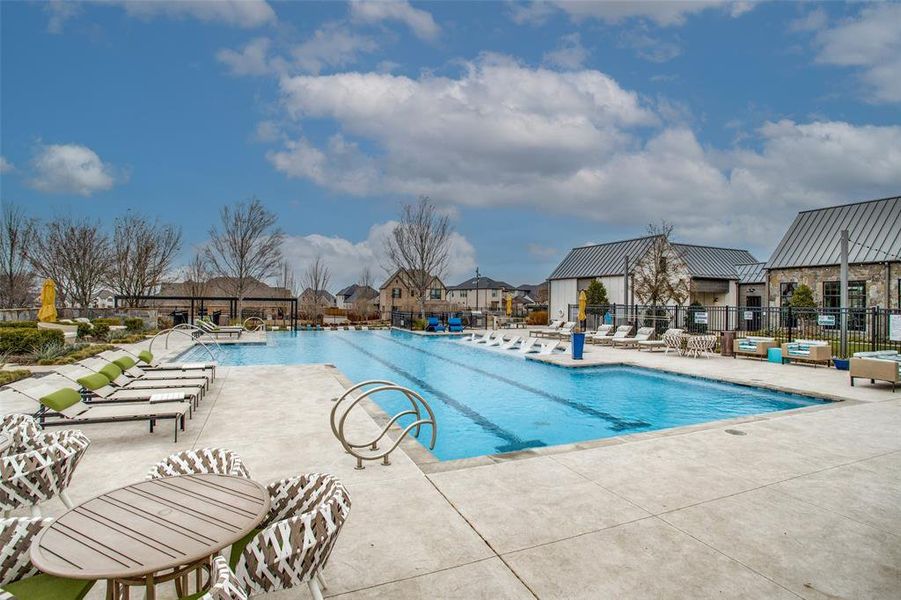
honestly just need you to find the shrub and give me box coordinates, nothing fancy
[789,284,816,308]
[585,280,609,306]
[92,317,122,326]
[124,317,144,333]
[0,328,65,354]
[526,310,548,326]
[76,322,93,339]
[412,319,426,331]
[0,369,30,386]
[32,340,68,362]
[0,321,37,328]
[91,323,110,341]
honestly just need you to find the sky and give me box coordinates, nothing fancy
[1,1,900,291]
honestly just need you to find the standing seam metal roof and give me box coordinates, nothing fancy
[766,196,901,269]
[735,262,767,284]
[547,236,658,280]
[671,244,758,279]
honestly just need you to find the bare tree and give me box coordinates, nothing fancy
[278,261,298,296]
[205,197,283,317]
[28,217,112,308]
[184,251,209,299]
[302,255,331,325]
[108,212,182,306]
[0,203,37,308]
[383,196,452,319]
[632,221,689,306]
[358,265,373,289]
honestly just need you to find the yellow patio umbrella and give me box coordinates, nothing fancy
[37,279,58,322]
[578,290,587,322]
[506,294,513,316]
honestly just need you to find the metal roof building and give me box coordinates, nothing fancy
[671,244,758,279]
[735,262,767,285]
[766,196,901,269]
[548,236,657,280]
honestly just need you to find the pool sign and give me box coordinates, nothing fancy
[693,311,708,324]
[890,314,901,341]
[817,315,836,326]
[743,311,754,321]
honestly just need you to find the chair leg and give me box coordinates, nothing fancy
[308,578,325,600]
[60,489,74,509]
[316,570,328,590]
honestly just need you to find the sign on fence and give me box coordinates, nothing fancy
[743,311,754,321]
[817,315,836,326]
[694,312,708,324]
[890,314,901,342]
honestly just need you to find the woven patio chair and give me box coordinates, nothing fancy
[230,473,351,600]
[0,414,41,456]
[178,557,248,600]
[146,448,251,480]
[686,335,717,358]
[0,517,96,599]
[0,429,90,518]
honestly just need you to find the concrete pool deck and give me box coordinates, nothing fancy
[1,333,899,599]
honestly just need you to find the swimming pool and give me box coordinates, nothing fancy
[178,330,827,461]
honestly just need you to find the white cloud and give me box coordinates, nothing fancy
[514,1,753,28]
[812,3,901,103]
[350,0,440,41]
[45,0,80,33]
[788,8,827,33]
[29,143,122,196]
[217,37,273,76]
[291,24,378,74]
[266,56,901,253]
[619,28,682,63]
[542,33,589,70]
[281,221,476,290]
[253,120,281,143]
[113,0,276,28]
[508,0,557,25]
[0,157,14,174]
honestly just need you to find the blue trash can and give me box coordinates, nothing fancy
[571,332,585,360]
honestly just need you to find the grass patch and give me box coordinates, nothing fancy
[0,369,31,386]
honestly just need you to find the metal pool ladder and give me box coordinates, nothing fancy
[330,380,437,469]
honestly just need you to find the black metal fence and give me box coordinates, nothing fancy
[568,303,901,355]
[390,310,490,330]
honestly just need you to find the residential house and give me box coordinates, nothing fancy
[378,269,448,319]
[764,196,901,310]
[92,288,116,309]
[446,276,515,311]
[335,284,379,311]
[546,236,757,319]
[298,288,336,308]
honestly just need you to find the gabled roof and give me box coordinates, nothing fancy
[548,236,658,280]
[766,196,901,269]
[379,269,445,290]
[448,276,514,290]
[735,262,767,284]
[671,244,758,280]
[299,288,335,303]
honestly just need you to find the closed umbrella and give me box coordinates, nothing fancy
[578,290,587,323]
[37,279,58,322]
[506,294,512,317]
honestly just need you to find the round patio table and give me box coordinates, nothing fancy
[30,473,270,600]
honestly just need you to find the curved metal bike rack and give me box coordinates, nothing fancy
[148,328,219,362]
[243,317,266,332]
[331,380,437,470]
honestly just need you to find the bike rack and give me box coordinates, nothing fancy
[148,328,219,362]
[331,380,437,470]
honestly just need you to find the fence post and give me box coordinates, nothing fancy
[871,306,878,352]
[788,306,794,342]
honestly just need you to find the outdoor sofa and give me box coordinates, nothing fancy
[849,350,901,391]
[781,340,832,367]
[733,336,778,360]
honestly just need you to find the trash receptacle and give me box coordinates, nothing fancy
[170,310,187,326]
[571,332,585,360]
[721,331,735,357]
[212,310,223,326]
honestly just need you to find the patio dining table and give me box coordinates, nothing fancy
[30,473,270,600]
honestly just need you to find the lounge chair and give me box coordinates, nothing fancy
[425,317,446,332]
[500,336,521,350]
[474,331,497,344]
[612,327,656,349]
[196,319,243,338]
[538,340,560,355]
[447,317,464,332]
[849,351,901,391]
[586,324,614,344]
[485,333,505,347]
[99,350,215,381]
[78,357,209,393]
[52,366,203,408]
[532,320,563,338]
[733,336,777,360]
[637,328,682,351]
[518,337,539,354]
[126,348,217,375]
[595,325,633,346]
[552,322,576,339]
[1,383,189,442]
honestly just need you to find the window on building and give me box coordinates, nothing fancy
[823,280,866,330]
[492,290,497,298]
[459,290,467,298]
[429,288,442,300]
[779,282,797,328]
[391,288,402,299]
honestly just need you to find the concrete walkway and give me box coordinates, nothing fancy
[1,334,899,599]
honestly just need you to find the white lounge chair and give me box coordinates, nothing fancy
[476,331,500,344]
[595,325,633,346]
[552,322,576,339]
[532,320,564,338]
[612,327,656,348]
[518,337,539,353]
[587,324,614,344]
[485,333,506,347]
[500,336,521,350]
[538,340,560,355]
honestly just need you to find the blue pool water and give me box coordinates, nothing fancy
[179,330,827,461]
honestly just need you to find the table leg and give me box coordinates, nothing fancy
[145,574,155,600]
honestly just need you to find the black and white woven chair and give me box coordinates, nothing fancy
[179,556,247,600]
[146,448,251,480]
[0,517,95,599]
[0,414,41,456]
[0,430,90,518]
[231,473,351,600]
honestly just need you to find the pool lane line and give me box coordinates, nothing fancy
[334,335,546,454]
[383,334,651,432]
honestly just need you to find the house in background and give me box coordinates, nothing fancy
[764,196,901,310]
[546,236,757,319]
[298,288,336,308]
[92,288,116,308]
[378,269,448,319]
[335,284,379,311]
[446,276,514,311]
